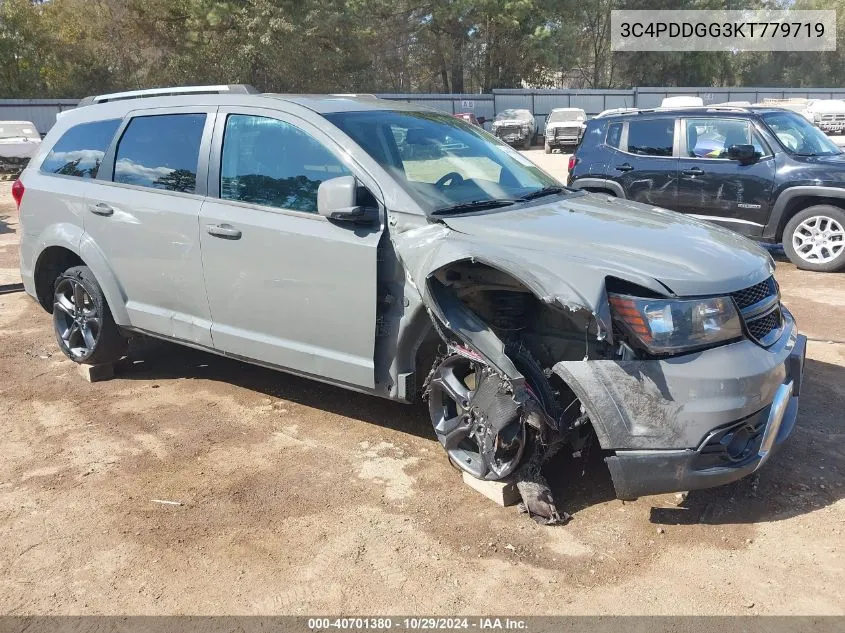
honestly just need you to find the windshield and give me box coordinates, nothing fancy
[325,110,560,214]
[548,110,585,123]
[0,122,38,139]
[495,109,531,121]
[761,111,841,156]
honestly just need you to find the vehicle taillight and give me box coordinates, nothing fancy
[11,179,24,209]
[568,155,579,173]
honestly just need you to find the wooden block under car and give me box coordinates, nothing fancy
[462,471,521,507]
[77,362,115,383]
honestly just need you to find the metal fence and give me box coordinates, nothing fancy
[0,99,80,136]
[8,87,845,136]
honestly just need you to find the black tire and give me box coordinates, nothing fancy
[522,136,532,150]
[52,265,126,365]
[504,341,560,420]
[782,205,845,272]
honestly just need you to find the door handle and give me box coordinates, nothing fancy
[206,223,242,240]
[615,163,634,172]
[89,203,114,217]
[682,167,704,176]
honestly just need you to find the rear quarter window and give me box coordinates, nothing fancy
[40,119,121,178]
[579,120,606,151]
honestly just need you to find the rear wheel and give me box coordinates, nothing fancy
[52,266,126,364]
[782,205,845,272]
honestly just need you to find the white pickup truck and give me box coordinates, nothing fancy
[0,121,41,173]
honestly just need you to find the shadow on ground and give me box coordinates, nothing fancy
[117,336,433,441]
[114,337,845,526]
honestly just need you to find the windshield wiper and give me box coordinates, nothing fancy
[431,199,518,215]
[793,152,818,156]
[518,186,566,201]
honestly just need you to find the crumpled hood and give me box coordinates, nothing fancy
[439,192,773,297]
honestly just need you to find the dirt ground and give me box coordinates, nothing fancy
[0,175,843,616]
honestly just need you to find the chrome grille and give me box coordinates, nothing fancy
[731,277,778,310]
[496,125,522,136]
[730,276,783,346]
[747,307,783,342]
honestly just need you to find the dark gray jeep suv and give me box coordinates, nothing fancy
[569,106,845,272]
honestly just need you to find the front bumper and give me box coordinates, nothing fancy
[494,132,529,144]
[818,122,845,134]
[553,312,806,499]
[546,135,581,147]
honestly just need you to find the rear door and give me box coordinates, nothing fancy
[614,118,679,209]
[676,116,775,236]
[199,107,382,388]
[87,107,216,345]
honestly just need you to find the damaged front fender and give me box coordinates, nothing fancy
[391,223,610,383]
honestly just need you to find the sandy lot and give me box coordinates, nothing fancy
[0,176,843,616]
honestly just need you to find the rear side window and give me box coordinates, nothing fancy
[40,119,121,178]
[627,119,674,156]
[606,122,623,149]
[220,114,349,213]
[113,114,206,193]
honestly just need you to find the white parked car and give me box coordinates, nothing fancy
[543,108,586,153]
[804,99,845,135]
[0,121,41,172]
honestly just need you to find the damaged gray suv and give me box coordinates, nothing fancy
[16,86,806,521]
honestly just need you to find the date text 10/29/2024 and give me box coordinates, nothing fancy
[308,618,528,630]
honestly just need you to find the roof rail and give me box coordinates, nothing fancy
[78,84,260,106]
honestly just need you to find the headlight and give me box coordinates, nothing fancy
[608,293,743,354]
[521,124,530,132]
[814,113,822,122]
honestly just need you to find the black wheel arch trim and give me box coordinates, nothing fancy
[764,186,845,240]
[568,177,626,198]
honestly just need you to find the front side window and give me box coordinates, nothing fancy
[220,114,350,213]
[113,114,206,193]
[41,119,121,178]
[761,110,842,156]
[685,118,770,159]
[325,110,559,214]
[626,119,674,156]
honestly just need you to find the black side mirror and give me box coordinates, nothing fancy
[476,116,486,125]
[727,144,758,164]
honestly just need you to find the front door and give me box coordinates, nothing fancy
[199,108,382,389]
[86,107,216,345]
[676,117,775,237]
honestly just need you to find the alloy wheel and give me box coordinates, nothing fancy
[427,354,527,480]
[53,277,101,359]
[792,215,845,264]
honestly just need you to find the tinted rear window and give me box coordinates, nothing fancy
[113,114,206,193]
[606,122,623,149]
[627,119,674,156]
[41,119,121,178]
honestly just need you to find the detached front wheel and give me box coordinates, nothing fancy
[783,205,845,272]
[426,345,558,481]
[53,266,126,365]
